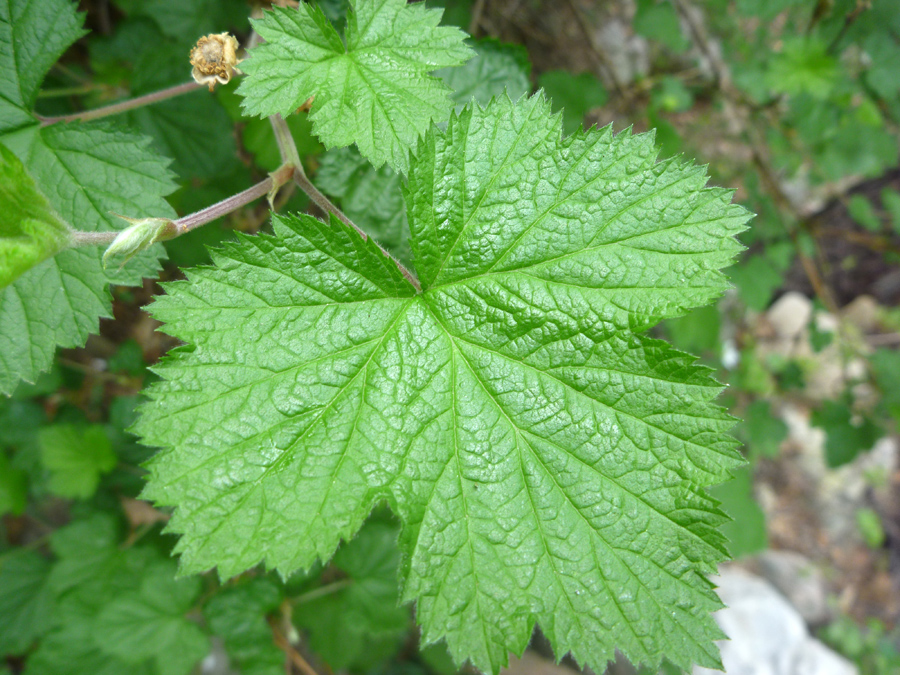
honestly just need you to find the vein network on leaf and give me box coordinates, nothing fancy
[138,94,750,675]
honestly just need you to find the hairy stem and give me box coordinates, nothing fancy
[266,115,422,291]
[38,81,203,126]
[269,114,302,168]
[69,164,297,249]
[291,165,422,291]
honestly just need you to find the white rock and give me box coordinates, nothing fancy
[767,292,813,339]
[694,569,857,675]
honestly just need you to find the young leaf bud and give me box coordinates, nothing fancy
[103,214,177,268]
[190,33,242,92]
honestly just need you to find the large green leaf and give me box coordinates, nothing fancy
[238,0,472,172]
[138,95,749,673]
[0,0,87,134]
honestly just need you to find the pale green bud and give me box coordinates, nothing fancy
[103,214,178,268]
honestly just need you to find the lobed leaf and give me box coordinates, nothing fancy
[138,95,751,674]
[237,0,473,173]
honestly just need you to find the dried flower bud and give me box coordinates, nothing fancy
[190,33,241,92]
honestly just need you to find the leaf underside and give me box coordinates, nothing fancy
[237,0,473,173]
[138,95,751,674]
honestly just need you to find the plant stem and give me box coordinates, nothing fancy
[269,114,302,168]
[291,165,422,291]
[176,163,295,234]
[265,114,422,291]
[38,81,203,126]
[69,164,297,249]
[292,579,353,605]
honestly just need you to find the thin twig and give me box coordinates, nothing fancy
[69,165,296,249]
[292,579,353,605]
[38,81,203,126]
[563,0,627,100]
[269,618,320,675]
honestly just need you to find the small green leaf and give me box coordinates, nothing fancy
[438,38,531,108]
[0,143,72,289]
[880,188,900,235]
[811,400,881,468]
[94,563,207,675]
[205,578,284,675]
[0,552,55,656]
[39,425,116,499]
[767,37,838,99]
[539,70,608,134]
[0,0,87,134]
[847,194,881,232]
[856,507,885,549]
[295,520,409,670]
[238,0,473,172]
[139,95,750,673]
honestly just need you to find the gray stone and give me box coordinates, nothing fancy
[755,550,831,626]
[694,569,857,675]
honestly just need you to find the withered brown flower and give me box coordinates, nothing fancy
[190,33,241,92]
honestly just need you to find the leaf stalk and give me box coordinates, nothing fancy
[38,81,203,126]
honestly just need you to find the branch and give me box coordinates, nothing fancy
[70,164,296,251]
[38,81,203,126]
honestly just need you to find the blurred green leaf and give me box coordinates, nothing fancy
[39,425,116,499]
[767,37,838,99]
[880,188,900,235]
[0,452,27,516]
[730,254,786,311]
[205,578,284,675]
[0,552,55,656]
[739,400,788,460]
[438,38,532,108]
[812,400,881,468]
[856,508,885,549]
[94,563,207,675]
[651,76,693,112]
[634,0,690,52]
[847,195,881,232]
[871,349,900,422]
[294,521,409,671]
[710,466,767,558]
[663,303,720,354]
[539,70,608,134]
